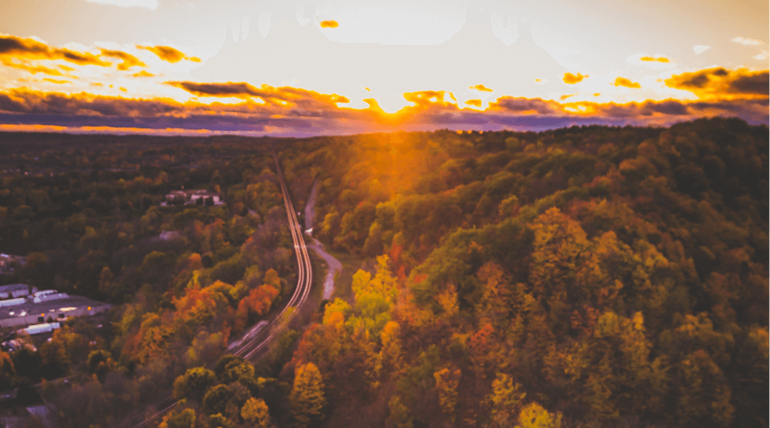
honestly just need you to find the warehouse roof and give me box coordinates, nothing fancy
[0,296,109,321]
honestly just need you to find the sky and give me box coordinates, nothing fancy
[0,0,767,136]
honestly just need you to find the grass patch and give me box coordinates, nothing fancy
[326,249,368,303]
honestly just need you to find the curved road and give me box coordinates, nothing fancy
[304,179,341,299]
[118,146,313,428]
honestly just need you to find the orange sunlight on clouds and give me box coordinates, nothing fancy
[470,84,494,92]
[613,77,641,89]
[640,56,670,62]
[563,73,588,84]
[138,45,200,63]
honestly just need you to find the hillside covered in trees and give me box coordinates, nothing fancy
[276,117,768,428]
[0,117,767,428]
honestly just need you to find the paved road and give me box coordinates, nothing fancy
[304,180,340,300]
[117,146,313,428]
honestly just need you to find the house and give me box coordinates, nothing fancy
[160,189,224,206]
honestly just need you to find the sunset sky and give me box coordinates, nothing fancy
[0,0,767,136]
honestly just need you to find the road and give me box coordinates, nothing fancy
[304,180,341,299]
[116,145,313,428]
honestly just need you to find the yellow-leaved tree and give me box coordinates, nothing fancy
[241,397,271,428]
[487,373,526,427]
[289,362,326,428]
[434,366,461,422]
[516,403,562,428]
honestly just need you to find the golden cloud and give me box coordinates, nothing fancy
[640,56,670,63]
[0,89,764,135]
[563,73,588,84]
[0,58,68,76]
[403,91,454,107]
[42,78,71,84]
[132,70,154,78]
[100,49,146,70]
[613,77,641,89]
[320,20,339,28]
[0,65,766,136]
[665,67,769,100]
[167,81,350,107]
[139,45,200,63]
[470,84,494,92]
[0,34,109,66]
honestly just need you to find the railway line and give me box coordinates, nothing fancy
[117,146,313,427]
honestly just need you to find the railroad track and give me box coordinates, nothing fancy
[116,145,313,427]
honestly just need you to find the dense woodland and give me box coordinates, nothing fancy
[0,134,296,426]
[0,117,767,428]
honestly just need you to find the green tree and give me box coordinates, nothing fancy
[173,367,217,403]
[676,350,734,428]
[86,350,113,382]
[203,384,234,416]
[386,395,413,428]
[208,413,232,428]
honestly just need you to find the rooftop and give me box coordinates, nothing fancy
[0,284,30,293]
[0,296,109,321]
[167,189,220,196]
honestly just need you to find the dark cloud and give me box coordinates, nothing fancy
[639,100,690,116]
[665,68,769,98]
[170,81,258,97]
[0,83,766,137]
[0,34,108,66]
[491,97,559,114]
[731,72,769,94]
[168,81,350,108]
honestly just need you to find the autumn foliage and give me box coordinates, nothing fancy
[276,118,767,428]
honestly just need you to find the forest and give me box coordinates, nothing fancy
[0,117,767,428]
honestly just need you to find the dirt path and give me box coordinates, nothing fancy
[304,180,341,299]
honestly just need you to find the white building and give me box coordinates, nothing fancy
[161,189,224,206]
[0,295,111,328]
[0,284,36,300]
